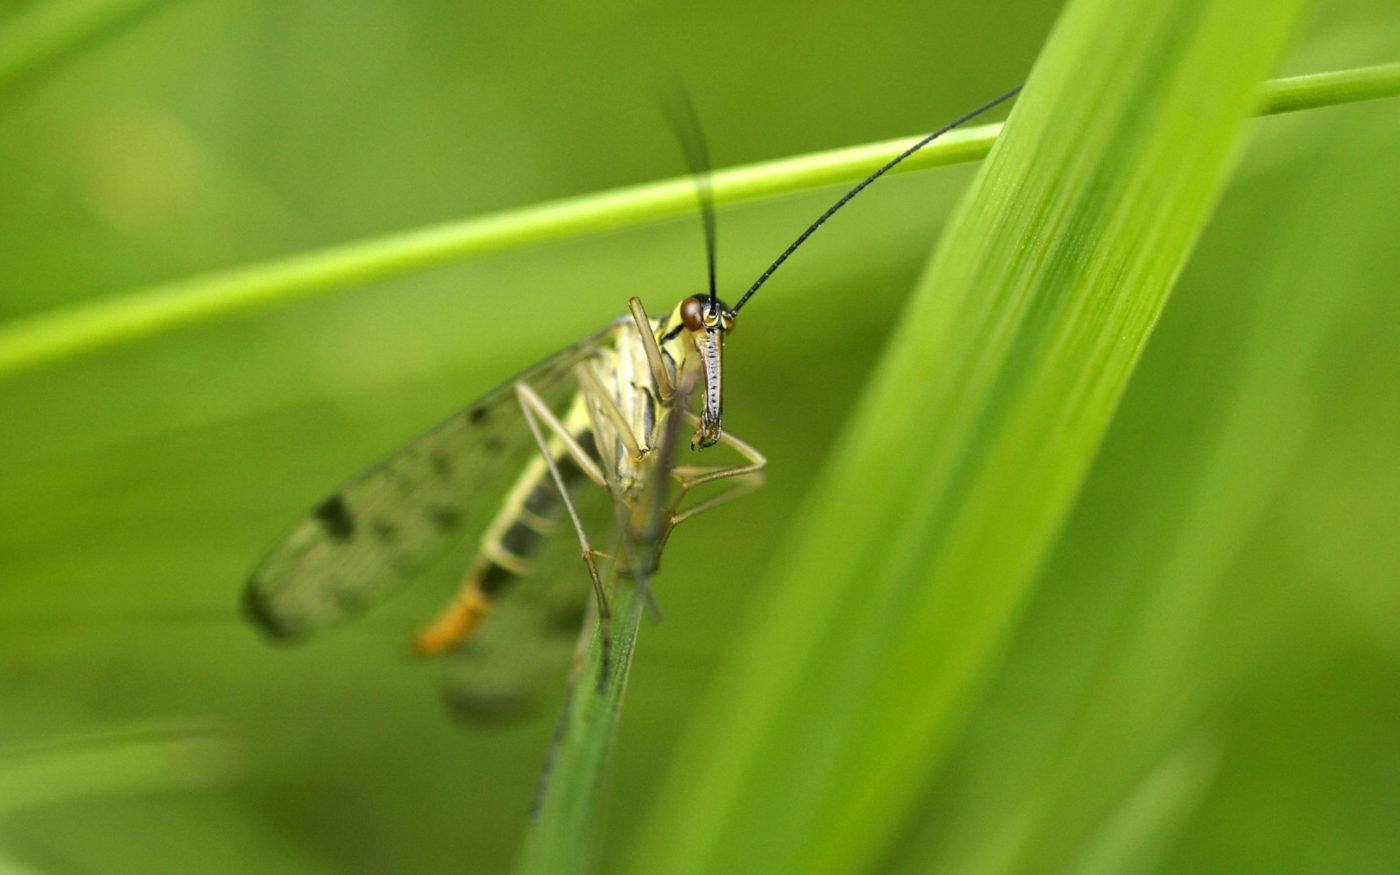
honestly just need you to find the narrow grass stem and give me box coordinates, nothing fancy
[1258,61,1400,114]
[0,64,1397,380]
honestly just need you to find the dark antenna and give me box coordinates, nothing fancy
[732,85,1023,313]
[658,84,720,312]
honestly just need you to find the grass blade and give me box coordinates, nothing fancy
[512,577,647,875]
[0,0,174,97]
[0,720,238,813]
[624,0,1306,872]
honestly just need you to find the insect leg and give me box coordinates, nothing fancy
[629,297,678,400]
[575,365,649,461]
[669,417,767,493]
[516,385,609,488]
[648,419,767,567]
[516,383,615,692]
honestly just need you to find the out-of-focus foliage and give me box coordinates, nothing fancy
[0,0,1395,873]
[630,0,1310,870]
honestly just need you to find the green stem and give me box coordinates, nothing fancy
[1,63,1397,380]
[514,574,647,875]
[1258,61,1400,114]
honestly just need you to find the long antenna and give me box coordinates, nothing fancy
[658,84,720,312]
[732,84,1023,313]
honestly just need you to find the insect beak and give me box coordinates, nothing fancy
[691,323,724,449]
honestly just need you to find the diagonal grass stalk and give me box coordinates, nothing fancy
[625,0,1308,871]
[513,575,647,875]
[0,65,1396,380]
[0,0,175,96]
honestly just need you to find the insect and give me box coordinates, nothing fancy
[243,85,1022,718]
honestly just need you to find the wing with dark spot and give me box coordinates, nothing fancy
[314,495,356,539]
[244,319,624,640]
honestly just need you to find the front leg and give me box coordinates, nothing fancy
[646,416,767,567]
[516,383,615,692]
[629,297,677,401]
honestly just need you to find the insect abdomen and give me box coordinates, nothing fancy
[413,405,595,655]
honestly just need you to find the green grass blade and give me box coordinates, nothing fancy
[513,577,647,875]
[623,0,1305,872]
[0,720,238,814]
[0,0,174,96]
[1059,738,1221,875]
[1,64,1395,380]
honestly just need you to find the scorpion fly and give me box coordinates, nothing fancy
[243,85,1022,718]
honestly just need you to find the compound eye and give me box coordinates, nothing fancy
[680,296,705,332]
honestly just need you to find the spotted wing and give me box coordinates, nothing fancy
[244,318,626,640]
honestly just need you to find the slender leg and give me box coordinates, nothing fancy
[647,419,768,568]
[516,384,609,488]
[515,383,614,692]
[575,365,649,462]
[629,297,677,400]
[669,416,767,491]
[671,470,764,525]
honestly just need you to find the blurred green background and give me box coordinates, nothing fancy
[1,0,1397,872]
